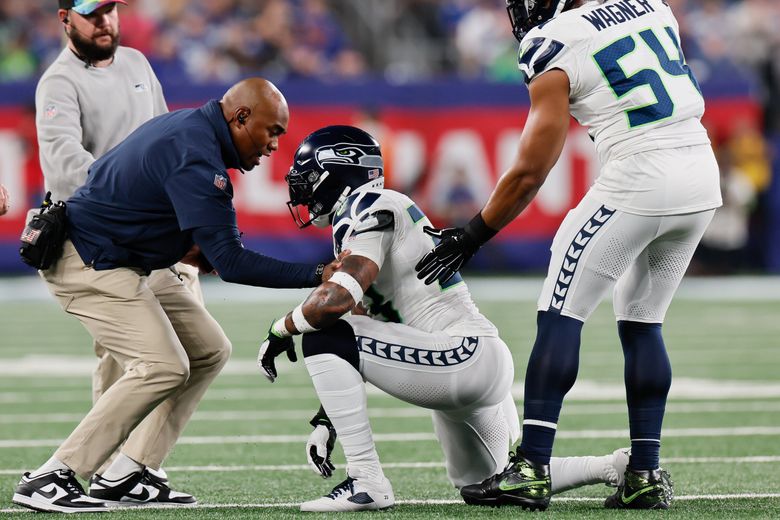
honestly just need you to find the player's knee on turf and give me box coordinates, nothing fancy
[302,320,360,370]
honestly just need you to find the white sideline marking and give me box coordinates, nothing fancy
[3,456,779,476]
[3,400,780,424]
[3,370,780,401]
[3,426,780,449]
[3,275,780,302]
[2,494,780,513]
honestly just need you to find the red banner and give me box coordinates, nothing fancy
[0,99,760,242]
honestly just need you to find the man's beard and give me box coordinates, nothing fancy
[69,27,119,63]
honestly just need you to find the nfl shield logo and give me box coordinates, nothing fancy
[214,174,227,191]
[44,104,57,120]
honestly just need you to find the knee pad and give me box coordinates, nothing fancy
[302,319,360,371]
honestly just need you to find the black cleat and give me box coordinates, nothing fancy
[89,468,196,506]
[13,469,109,513]
[604,467,674,509]
[460,450,551,511]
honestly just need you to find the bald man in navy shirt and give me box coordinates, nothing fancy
[13,78,341,513]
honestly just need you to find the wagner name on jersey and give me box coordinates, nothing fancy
[518,0,721,216]
[330,188,497,338]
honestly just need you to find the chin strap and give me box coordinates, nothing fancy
[311,178,386,228]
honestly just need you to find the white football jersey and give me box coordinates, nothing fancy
[519,0,721,215]
[330,187,498,338]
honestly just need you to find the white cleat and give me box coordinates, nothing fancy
[604,448,631,487]
[300,476,395,512]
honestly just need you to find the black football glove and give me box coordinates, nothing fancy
[415,213,498,286]
[415,226,477,285]
[306,423,337,478]
[306,405,337,478]
[257,324,296,383]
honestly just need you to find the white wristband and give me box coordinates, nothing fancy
[328,271,364,305]
[271,316,293,338]
[292,303,319,334]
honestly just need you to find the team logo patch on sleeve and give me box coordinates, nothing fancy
[214,174,228,191]
[44,104,57,120]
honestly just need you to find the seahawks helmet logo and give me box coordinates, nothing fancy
[315,143,383,169]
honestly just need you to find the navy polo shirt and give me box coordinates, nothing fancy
[66,100,320,288]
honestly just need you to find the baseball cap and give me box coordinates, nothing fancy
[58,0,128,15]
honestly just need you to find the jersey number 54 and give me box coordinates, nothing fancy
[593,26,701,128]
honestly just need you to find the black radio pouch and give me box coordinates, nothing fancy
[19,192,68,270]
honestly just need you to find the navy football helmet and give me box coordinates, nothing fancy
[506,0,577,42]
[286,125,384,228]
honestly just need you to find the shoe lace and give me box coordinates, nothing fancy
[57,470,86,496]
[142,469,170,491]
[326,477,355,499]
[479,451,522,486]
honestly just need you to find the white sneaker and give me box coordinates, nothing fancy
[300,476,395,512]
[89,469,196,506]
[145,466,169,483]
[604,448,631,487]
[13,469,109,513]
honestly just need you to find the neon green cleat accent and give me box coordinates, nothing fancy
[604,468,674,510]
[460,450,551,511]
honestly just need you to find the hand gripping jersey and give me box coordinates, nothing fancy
[518,0,721,216]
[330,188,497,338]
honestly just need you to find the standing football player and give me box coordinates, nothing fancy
[415,0,720,511]
[260,125,633,512]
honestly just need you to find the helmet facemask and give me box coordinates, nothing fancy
[506,0,574,42]
[286,126,385,229]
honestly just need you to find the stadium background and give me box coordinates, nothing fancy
[0,0,778,274]
[1,1,780,517]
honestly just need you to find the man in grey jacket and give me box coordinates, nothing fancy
[33,0,198,505]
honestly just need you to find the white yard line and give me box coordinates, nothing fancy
[3,426,780,449]
[2,493,780,513]
[2,456,778,476]
[2,276,780,303]
[3,372,780,401]
[3,400,780,424]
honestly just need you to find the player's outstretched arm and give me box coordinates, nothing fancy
[480,69,571,230]
[416,69,571,285]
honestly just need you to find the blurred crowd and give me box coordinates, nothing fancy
[0,0,777,273]
[0,0,774,88]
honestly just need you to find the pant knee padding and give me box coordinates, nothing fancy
[301,319,359,371]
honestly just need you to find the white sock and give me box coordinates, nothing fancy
[304,353,385,484]
[550,455,611,494]
[146,466,167,481]
[101,453,144,481]
[30,457,69,478]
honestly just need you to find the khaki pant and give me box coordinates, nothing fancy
[42,241,230,479]
[92,263,203,473]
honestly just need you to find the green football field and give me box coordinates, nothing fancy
[0,277,779,518]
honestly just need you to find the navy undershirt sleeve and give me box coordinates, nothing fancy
[193,226,320,288]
